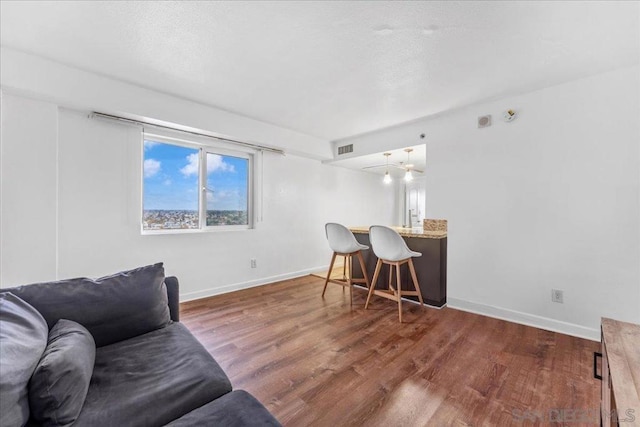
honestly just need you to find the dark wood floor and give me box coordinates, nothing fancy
[181,275,600,426]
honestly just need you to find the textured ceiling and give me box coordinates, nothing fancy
[1,1,638,141]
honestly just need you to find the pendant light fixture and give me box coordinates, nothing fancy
[383,152,392,184]
[404,148,414,182]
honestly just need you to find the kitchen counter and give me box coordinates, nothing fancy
[349,226,447,239]
[348,220,448,307]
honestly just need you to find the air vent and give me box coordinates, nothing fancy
[337,144,353,155]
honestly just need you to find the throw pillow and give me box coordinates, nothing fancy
[29,319,96,427]
[0,292,49,427]
[3,263,170,347]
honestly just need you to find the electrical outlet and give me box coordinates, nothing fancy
[551,289,564,303]
[250,259,257,268]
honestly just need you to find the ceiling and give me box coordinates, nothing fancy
[329,145,427,178]
[1,1,638,141]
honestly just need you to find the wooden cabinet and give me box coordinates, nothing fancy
[600,318,640,426]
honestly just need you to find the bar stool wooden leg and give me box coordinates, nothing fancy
[322,252,337,298]
[347,254,353,307]
[342,256,347,281]
[356,251,371,290]
[365,259,382,309]
[341,255,347,293]
[408,258,424,306]
[395,262,403,323]
[388,263,393,291]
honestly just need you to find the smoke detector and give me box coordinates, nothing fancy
[478,115,492,128]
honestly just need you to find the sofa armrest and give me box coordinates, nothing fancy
[165,276,180,322]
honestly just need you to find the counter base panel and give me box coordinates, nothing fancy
[351,234,447,308]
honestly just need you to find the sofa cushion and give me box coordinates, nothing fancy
[2,263,170,347]
[164,390,281,427]
[29,319,96,427]
[73,322,232,427]
[0,293,49,427]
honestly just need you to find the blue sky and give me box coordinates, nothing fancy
[143,140,248,211]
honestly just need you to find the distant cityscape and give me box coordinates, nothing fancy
[206,210,248,226]
[143,210,248,230]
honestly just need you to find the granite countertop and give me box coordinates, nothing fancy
[349,226,447,239]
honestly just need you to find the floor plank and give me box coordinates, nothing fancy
[310,262,346,281]
[180,275,601,426]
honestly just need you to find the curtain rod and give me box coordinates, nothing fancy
[90,112,285,155]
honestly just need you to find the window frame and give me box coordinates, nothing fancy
[141,133,254,234]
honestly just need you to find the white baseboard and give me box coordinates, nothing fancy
[179,265,328,303]
[447,297,600,342]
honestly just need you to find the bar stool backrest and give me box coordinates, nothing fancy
[369,225,418,262]
[325,223,364,254]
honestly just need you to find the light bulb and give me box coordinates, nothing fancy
[404,170,413,182]
[383,171,392,184]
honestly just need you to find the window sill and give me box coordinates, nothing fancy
[141,226,254,235]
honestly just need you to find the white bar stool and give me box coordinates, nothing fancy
[364,225,425,322]
[322,223,372,306]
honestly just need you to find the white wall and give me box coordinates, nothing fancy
[0,99,395,298]
[340,65,640,340]
[0,94,58,284]
[63,108,395,298]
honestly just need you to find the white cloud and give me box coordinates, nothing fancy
[144,141,159,151]
[207,154,235,174]
[143,159,161,178]
[180,153,199,177]
[181,153,235,177]
[206,188,244,209]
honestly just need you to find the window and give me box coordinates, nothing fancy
[142,137,252,232]
[205,153,249,226]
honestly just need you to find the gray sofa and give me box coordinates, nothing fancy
[0,263,280,427]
